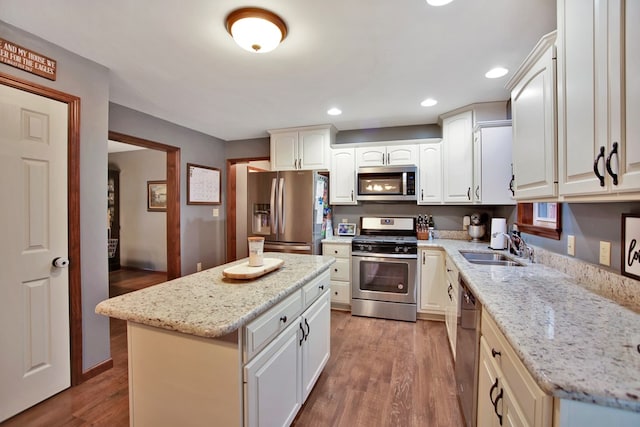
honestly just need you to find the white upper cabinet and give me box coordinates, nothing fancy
[329,148,357,205]
[558,0,640,197]
[506,32,558,200]
[473,121,515,205]
[417,142,443,204]
[270,125,336,171]
[442,110,474,203]
[355,144,418,167]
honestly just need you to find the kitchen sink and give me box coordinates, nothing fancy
[459,250,525,267]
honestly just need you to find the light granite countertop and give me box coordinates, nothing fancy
[417,239,640,413]
[95,253,335,338]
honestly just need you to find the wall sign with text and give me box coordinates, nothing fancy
[622,214,640,281]
[0,38,57,81]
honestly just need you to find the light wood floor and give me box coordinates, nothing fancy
[2,272,464,427]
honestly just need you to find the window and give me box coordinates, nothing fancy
[516,202,561,240]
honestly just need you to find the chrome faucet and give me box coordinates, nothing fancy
[491,231,535,263]
[492,232,515,255]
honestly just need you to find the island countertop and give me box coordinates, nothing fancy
[96,253,335,338]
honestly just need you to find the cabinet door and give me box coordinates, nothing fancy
[387,144,418,166]
[356,146,386,167]
[557,0,608,196]
[418,249,446,314]
[329,148,357,205]
[245,319,301,427]
[417,142,442,204]
[299,128,330,170]
[511,43,557,199]
[478,337,504,427]
[443,111,474,203]
[477,125,515,205]
[610,0,640,192]
[271,132,299,171]
[301,291,330,402]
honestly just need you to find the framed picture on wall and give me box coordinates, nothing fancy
[147,180,167,212]
[621,213,640,280]
[187,163,221,205]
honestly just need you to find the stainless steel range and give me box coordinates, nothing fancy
[351,217,418,322]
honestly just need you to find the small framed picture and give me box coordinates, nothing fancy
[621,213,640,280]
[147,180,167,212]
[338,223,356,236]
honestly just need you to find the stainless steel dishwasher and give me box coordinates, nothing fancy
[455,276,481,427]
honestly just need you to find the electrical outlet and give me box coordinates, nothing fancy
[599,241,611,266]
[212,208,219,217]
[196,262,202,272]
[567,235,575,256]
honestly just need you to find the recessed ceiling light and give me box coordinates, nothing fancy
[485,67,509,79]
[327,108,342,116]
[420,98,438,107]
[426,0,454,6]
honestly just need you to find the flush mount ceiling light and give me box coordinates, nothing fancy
[225,7,287,53]
[485,67,509,79]
[426,0,454,6]
[327,107,342,116]
[420,98,438,107]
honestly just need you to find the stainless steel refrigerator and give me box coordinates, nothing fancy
[247,170,328,255]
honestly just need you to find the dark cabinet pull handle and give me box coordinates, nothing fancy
[475,185,480,199]
[334,268,338,272]
[319,285,324,290]
[508,164,515,196]
[350,190,354,201]
[334,250,338,254]
[421,189,424,201]
[304,318,310,341]
[489,378,503,425]
[280,315,287,323]
[637,344,640,354]
[334,291,338,295]
[605,142,619,185]
[467,187,471,200]
[299,323,305,346]
[593,146,606,187]
[494,388,504,425]
[492,348,501,358]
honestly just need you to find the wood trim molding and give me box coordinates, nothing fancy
[80,358,114,383]
[108,131,181,279]
[516,202,562,240]
[0,71,84,385]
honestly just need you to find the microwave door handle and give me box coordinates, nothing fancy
[270,178,277,234]
[402,172,407,195]
[278,177,285,234]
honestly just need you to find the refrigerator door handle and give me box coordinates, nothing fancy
[270,178,277,234]
[264,243,311,252]
[278,177,285,234]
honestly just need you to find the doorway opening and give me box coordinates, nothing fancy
[226,157,270,263]
[107,131,181,280]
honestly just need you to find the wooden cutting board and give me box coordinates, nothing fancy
[222,258,284,280]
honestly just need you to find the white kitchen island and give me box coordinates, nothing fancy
[96,253,335,427]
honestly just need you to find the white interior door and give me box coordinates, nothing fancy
[0,83,70,421]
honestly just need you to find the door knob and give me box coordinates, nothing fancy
[52,257,70,268]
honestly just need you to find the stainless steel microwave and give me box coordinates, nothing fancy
[356,166,417,201]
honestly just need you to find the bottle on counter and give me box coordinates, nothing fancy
[427,215,435,240]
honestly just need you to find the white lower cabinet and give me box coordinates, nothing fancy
[418,248,446,316]
[479,312,552,427]
[245,285,331,427]
[322,242,351,308]
[244,320,302,427]
[444,255,459,358]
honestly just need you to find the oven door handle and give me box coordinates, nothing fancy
[351,252,418,260]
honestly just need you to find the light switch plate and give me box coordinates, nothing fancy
[599,241,611,266]
[212,208,219,217]
[567,235,575,256]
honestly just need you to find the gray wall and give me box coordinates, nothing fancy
[0,20,111,371]
[524,202,640,272]
[108,149,167,271]
[226,137,270,159]
[109,103,227,274]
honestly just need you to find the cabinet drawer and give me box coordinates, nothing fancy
[330,280,350,304]
[481,311,506,370]
[329,258,350,281]
[245,290,303,361]
[302,271,330,307]
[323,243,350,258]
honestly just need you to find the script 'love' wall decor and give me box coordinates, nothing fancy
[622,214,640,281]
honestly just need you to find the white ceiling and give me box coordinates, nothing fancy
[0,0,556,141]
